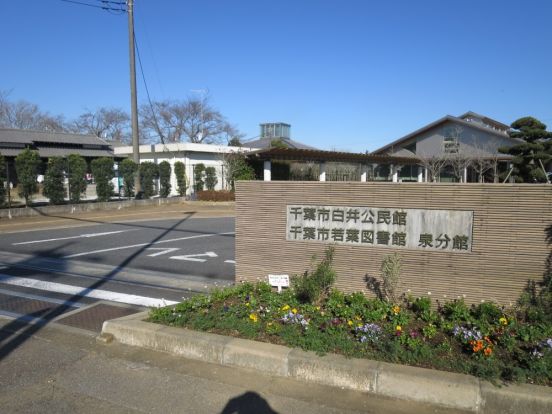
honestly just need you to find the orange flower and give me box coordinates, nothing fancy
[472,340,484,353]
[484,347,493,356]
[392,305,400,315]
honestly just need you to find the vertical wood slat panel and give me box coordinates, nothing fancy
[235,182,552,306]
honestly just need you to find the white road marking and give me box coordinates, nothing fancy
[13,230,131,245]
[0,274,178,307]
[146,247,180,257]
[170,252,218,262]
[63,232,234,259]
[0,287,85,308]
[224,260,236,264]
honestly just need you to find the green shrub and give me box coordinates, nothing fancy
[0,153,6,207]
[43,157,66,204]
[139,162,159,199]
[66,154,87,203]
[158,161,171,198]
[223,152,255,190]
[174,161,187,196]
[119,158,137,199]
[91,157,114,202]
[15,148,41,206]
[193,163,205,192]
[292,247,336,304]
[204,166,218,191]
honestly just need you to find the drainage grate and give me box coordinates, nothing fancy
[56,303,141,332]
[0,293,68,319]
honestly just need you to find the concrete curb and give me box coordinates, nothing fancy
[101,312,552,413]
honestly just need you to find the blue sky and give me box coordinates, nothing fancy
[2,0,551,152]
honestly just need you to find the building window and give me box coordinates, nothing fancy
[443,136,459,153]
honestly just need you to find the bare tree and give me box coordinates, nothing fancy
[72,107,130,142]
[467,138,502,183]
[0,90,66,131]
[417,152,449,182]
[140,97,238,144]
[447,151,472,183]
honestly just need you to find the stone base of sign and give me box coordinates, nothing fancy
[101,311,552,413]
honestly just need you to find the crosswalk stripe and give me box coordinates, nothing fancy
[0,274,178,308]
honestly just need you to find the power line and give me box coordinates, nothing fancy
[134,35,168,147]
[60,0,125,12]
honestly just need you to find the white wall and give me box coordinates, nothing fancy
[114,143,250,196]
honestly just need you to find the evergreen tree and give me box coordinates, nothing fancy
[500,117,552,182]
[140,162,159,199]
[119,158,137,199]
[158,161,172,198]
[15,148,41,206]
[43,157,66,204]
[223,152,255,190]
[194,163,205,192]
[204,166,218,191]
[174,161,187,196]
[66,154,87,203]
[91,157,114,202]
[0,153,6,207]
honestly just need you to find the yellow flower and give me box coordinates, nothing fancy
[499,317,508,326]
[392,305,400,315]
[357,323,363,328]
[347,320,353,326]
[354,316,362,321]
[315,306,321,311]
[396,325,402,332]
[249,313,258,323]
[281,305,290,311]
[291,308,298,314]
[245,302,250,307]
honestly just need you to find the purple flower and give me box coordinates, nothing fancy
[355,323,382,343]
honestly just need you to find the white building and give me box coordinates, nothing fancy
[114,142,250,196]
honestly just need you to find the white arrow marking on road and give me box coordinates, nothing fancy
[170,251,218,262]
[146,247,180,257]
[224,260,236,264]
[12,230,131,245]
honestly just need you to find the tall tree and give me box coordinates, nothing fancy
[91,157,114,202]
[0,91,66,132]
[139,162,159,199]
[43,157,66,204]
[119,158,138,199]
[15,148,41,206]
[140,97,240,144]
[174,161,187,196]
[158,161,172,198]
[500,117,552,183]
[204,166,218,191]
[0,153,6,207]
[66,154,88,203]
[73,107,130,142]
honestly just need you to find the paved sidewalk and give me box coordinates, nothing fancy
[0,201,235,234]
[0,318,466,414]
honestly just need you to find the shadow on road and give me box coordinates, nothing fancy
[220,391,279,414]
[0,212,195,362]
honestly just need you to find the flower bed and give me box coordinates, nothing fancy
[149,251,552,386]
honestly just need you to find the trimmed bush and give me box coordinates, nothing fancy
[196,190,235,202]
[91,157,114,202]
[0,153,5,207]
[204,166,218,191]
[140,162,159,199]
[43,157,66,205]
[119,158,138,199]
[159,161,172,198]
[67,154,87,203]
[174,161,187,196]
[194,163,205,193]
[15,148,41,206]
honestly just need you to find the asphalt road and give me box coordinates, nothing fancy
[0,216,235,327]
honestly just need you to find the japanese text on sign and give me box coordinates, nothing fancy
[286,205,473,252]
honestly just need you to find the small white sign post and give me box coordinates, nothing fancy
[268,274,290,293]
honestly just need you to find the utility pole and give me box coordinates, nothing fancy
[127,0,141,195]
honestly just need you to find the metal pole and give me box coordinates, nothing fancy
[127,0,141,195]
